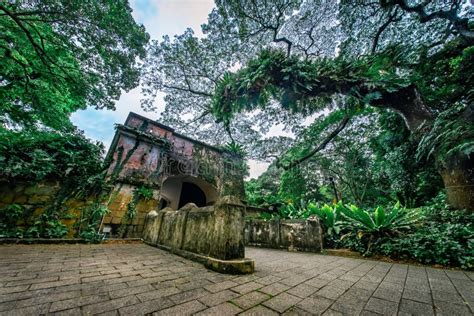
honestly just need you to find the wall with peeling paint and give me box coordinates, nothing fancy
[102,112,245,237]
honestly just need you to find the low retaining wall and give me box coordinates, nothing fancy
[143,196,254,274]
[0,180,104,238]
[245,218,323,253]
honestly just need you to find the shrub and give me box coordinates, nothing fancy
[0,129,105,186]
[0,204,24,238]
[0,128,108,239]
[307,202,419,254]
[307,202,342,236]
[376,193,474,269]
[77,203,109,243]
[25,213,68,238]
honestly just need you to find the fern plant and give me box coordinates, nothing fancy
[417,105,474,163]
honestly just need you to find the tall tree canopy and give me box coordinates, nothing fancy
[1,0,149,130]
[142,0,473,209]
[143,0,472,153]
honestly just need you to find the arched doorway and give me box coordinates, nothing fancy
[160,176,218,210]
[178,182,206,208]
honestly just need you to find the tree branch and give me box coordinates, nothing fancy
[0,4,77,83]
[0,5,50,67]
[389,0,473,40]
[161,84,213,97]
[372,8,401,54]
[276,114,350,170]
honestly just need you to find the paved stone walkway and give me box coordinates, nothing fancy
[0,244,472,315]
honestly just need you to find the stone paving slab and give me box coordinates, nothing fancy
[0,244,472,315]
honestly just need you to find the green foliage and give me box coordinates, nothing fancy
[307,203,342,236]
[371,111,443,207]
[210,42,473,186]
[211,48,412,126]
[339,202,418,235]
[257,196,469,267]
[0,128,107,197]
[417,104,474,164]
[224,142,247,157]
[278,168,306,205]
[245,179,265,206]
[0,204,23,227]
[0,128,109,240]
[77,203,109,243]
[338,202,420,255]
[0,204,25,238]
[306,194,474,268]
[302,201,420,255]
[377,194,474,269]
[135,186,154,201]
[0,128,106,204]
[278,203,301,220]
[26,212,68,239]
[119,186,155,237]
[125,200,137,223]
[0,1,149,130]
[416,41,474,112]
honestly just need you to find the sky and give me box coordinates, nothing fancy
[71,0,270,179]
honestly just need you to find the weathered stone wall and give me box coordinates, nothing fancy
[0,181,60,212]
[102,183,160,238]
[245,218,323,253]
[0,180,96,238]
[143,197,246,261]
[103,112,246,237]
[0,179,160,238]
[0,112,246,240]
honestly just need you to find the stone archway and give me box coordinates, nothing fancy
[178,182,206,208]
[160,175,218,210]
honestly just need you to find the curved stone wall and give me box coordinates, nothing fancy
[143,196,254,274]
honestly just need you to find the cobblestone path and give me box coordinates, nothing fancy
[0,244,472,315]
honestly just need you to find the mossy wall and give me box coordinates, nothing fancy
[0,180,99,238]
[245,218,323,253]
[104,112,246,237]
[102,183,160,238]
[0,112,246,240]
[143,197,246,260]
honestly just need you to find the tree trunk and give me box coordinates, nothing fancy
[377,86,473,211]
[376,85,434,131]
[438,153,474,211]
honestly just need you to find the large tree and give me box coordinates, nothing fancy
[1,0,149,130]
[143,0,473,209]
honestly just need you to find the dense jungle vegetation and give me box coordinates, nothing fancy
[1,1,473,267]
[0,0,148,240]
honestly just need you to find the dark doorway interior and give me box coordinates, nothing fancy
[158,198,168,210]
[178,182,206,209]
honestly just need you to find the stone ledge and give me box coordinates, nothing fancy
[246,242,321,253]
[0,238,143,245]
[144,241,255,274]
